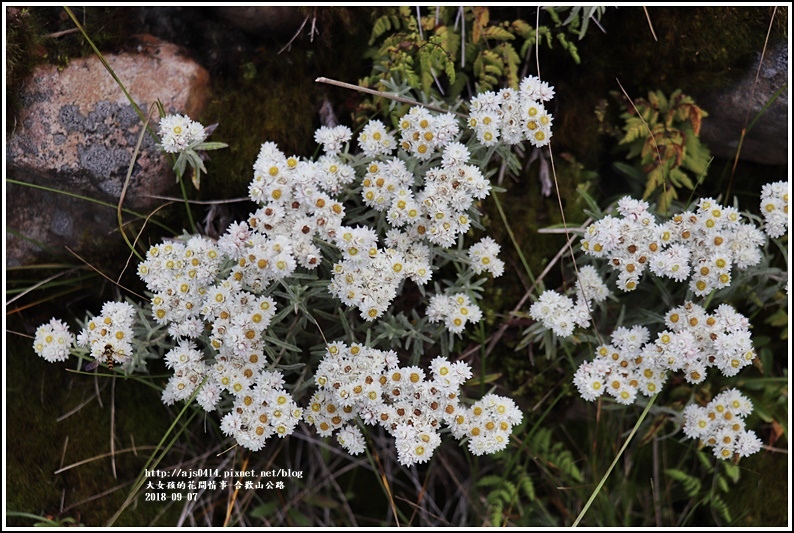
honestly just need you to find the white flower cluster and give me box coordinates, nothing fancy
[468,75,555,148]
[218,370,303,452]
[246,128,493,322]
[76,301,137,365]
[682,389,763,460]
[573,302,755,405]
[573,325,662,404]
[529,265,610,337]
[33,318,75,363]
[314,125,353,155]
[158,114,207,153]
[161,340,212,408]
[759,180,789,238]
[651,302,755,379]
[426,293,483,334]
[35,78,551,458]
[468,236,505,277]
[304,342,522,466]
[32,303,136,367]
[581,196,765,296]
[136,233,298,441]
[397,107,460,160]
[358,119,397,158]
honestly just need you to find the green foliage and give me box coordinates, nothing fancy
[666,453,743,524]
[478,472,536,526]
[358,6,592,123]
[546,6,608,41]
[609,89,712,213]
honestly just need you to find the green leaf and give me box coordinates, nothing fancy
[478,474,507,487]
[482,25,515,41]
[669,166,695,190]
[643,166,665,200]
[287,508,312,527]
[612,161,646,181]
[511,19,533,39]
[721,462,740,484]
[194,141,228,151]
[249,501,279,519]
[370,15,394,45]
[665,468,702,497]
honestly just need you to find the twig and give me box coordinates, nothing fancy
[54,445,159,474]
[279,14,311,55]
[461,218,592,361]
[119,200,174,284]
[643,7,658,42]
[60,436,70,471]
[110,377,117,479]
[616,77,667,213]
[55,382,102,422]
[65,246,148,302]
[142,194,250,205]
[5,269,74,307]
[60,481,132,514]
[46,27,80,39]
[223,454,248,526]
[315,77,467,118]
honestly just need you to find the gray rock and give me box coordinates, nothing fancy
[699,41,788,166]
[6,35,211,267]
[214,6,305,37]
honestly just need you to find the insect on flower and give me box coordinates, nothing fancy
[86,344,127,372]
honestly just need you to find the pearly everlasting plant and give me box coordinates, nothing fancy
[530,182,786,460]
[681,389,763,460]
[580,196,765,295]
[304,342,522,467]
[529,265,610,337]
[33,76,555,466]
[759,180,789,239]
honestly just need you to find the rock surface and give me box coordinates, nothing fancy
[213,6,305,36]
[6,35,211,267]
[699,41,788,166]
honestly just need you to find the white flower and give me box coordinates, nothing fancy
[529,290,577,337]
[314,125,352,155]
[337,425,367,455]
[468,237,505,277]
[427,293,482,334]
[574,265,609,303]
[759,180,789,238]
[358,120,396,157]
[33,318,74,363]
[158,114,207,153]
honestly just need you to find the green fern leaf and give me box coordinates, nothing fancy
[669,167,694,190]
[482,25,516,41]
[419,49,432,93]
[519,473,536,502]
[682,127,711,176]
[490,500,504,527]
[643,166,665,200]
[370,16,393,45]
[717,474,730,493]
[511,19,533,39]
[708,493,732,523]
[665,468,702,497]
[721,462,740,484]
[478,475,507,488]
[484,64,503,76]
